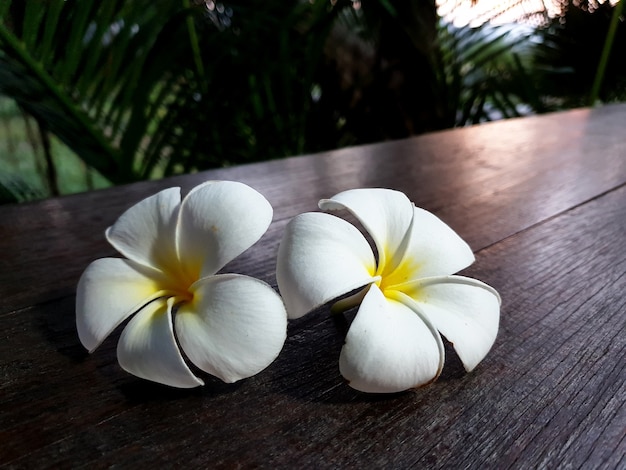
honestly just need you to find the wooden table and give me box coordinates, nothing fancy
[1,104,625,468]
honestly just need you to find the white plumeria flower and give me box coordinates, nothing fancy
[76,181,287,388]
[277,188,500,393]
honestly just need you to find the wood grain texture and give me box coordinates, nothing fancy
[2,104,626,313]
[1,105,625,468]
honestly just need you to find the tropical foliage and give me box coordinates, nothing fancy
[0,0,216,186]
[533,0,626,107]
[0,0,360,201]
[0,0,624,203]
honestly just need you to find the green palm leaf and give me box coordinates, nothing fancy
[0,0,358,188]
[0,0,205,185]
[434,21,543,126]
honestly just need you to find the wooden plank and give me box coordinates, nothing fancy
[1,181,624,467]
[2,105,626,314]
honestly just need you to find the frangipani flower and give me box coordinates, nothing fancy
[277,188,500,393]
[76,181,287,388]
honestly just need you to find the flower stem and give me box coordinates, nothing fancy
[589,0,624,105]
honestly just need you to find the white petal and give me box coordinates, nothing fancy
[276,212,377,319]
[339,285,443,393]
[401,276,501,372]
[319,188,414,273]
[176,181,273,278]
[117,297,203,388]
[175,274,287,383]
[384,207,475,286]
[106,187,181,272]
[76,258,164,352]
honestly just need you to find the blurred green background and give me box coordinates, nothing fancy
[0,0,624,203]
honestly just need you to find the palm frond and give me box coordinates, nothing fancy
[0,173,45,203]
[434,20,541,126]
[0,0,210,185]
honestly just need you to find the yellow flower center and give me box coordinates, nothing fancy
[373,242,419,296]
[332,248,422,315]
[155,259,200,306]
